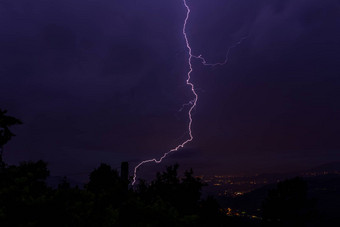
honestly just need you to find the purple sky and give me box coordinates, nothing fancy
[1,0,340,180]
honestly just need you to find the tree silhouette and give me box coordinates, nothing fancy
[262,177,317,226]
[0,109,22,167]
[0,160,50,226]
[0,159,231,226]
[132,164,226,226]
[85,163,126,226]
[86,163,124,195]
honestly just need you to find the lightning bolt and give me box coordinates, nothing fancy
[194,36,247,67]
[132,0,245,185]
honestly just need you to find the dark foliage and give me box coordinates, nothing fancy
[262,177,317,226]
[0,160,227,227]
[0,109,22,167]
[0,160,50,226]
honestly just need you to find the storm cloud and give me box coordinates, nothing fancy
[1,0,339,178]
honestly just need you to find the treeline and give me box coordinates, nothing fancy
[0,160,322,227]
[0,161,227,226]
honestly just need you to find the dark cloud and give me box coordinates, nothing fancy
[1,0,339,179]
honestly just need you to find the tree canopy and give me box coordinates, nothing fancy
[0,109,22,166]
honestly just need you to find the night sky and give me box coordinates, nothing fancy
[1,0,340,180]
